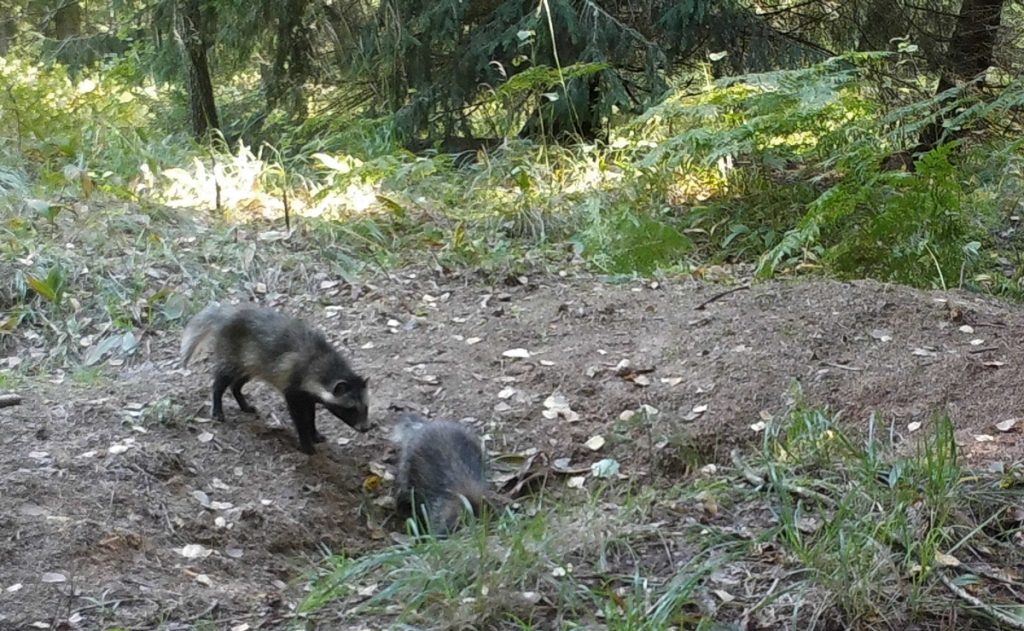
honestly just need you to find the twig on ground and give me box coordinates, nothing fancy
[822,362,864,371]
[695,285,751,311]
[730,449,836,508]
[940,573,1024,630]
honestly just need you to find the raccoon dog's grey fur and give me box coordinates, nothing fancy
[181,303,371,454]
[392,414,487,535]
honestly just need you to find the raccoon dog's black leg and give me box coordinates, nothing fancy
[285,390,319,455]
[230,377,256,413]
[211,364,233,421]
[311,415,327,443]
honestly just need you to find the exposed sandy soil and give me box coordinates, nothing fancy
[3,271,1024,630]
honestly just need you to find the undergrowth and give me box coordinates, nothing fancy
[297,392,1024,631]
[4,49,1024,353]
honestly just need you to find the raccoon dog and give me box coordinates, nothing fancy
[181,303,371,454]
[392,414,487,536]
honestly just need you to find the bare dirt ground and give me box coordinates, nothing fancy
[3,271,1024,630]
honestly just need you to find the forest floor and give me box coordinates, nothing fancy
[4,212,1024,630]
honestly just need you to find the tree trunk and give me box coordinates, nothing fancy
[267,0,311,118]
[0,16,14,55]
[51,1,82,40]
[913,0,1004,158]
[176,0,220,139]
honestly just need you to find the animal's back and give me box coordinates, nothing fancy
[396,418,487,534]
[184,304,339,391]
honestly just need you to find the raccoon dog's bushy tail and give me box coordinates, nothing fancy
[181,303,234,368]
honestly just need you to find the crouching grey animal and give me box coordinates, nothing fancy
[392,414,487,535]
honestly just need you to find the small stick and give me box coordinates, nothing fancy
[0,393,22,408]
[822,362,864,372]
[731,449,836,508]
[940,573,1024,630]
[695,284,751,310]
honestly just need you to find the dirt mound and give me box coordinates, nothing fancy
[2,274,1024,629]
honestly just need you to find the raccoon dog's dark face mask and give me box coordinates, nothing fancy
[318,376,371,432]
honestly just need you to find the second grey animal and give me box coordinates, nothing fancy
[392,414,487,535]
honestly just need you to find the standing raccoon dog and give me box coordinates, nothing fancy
[392,414,487,536]
[181,304,371,454]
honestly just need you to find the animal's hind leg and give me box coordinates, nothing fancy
[230,377,256,413]
[211,364,232,421]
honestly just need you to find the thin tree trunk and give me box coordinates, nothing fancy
[51,0,82,40]
[913,0,1004,157]
[176,0,219,139]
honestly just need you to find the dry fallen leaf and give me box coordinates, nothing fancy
[631,375,651,387]
[682,404,707,421]
[40,572,66,584]
[357,583,378,597]
[996,418,1018,432]
[934,551,961,567]
[974,434,996,442]
[363,473,383,492]
[179,544,212,559]
[519,592,542,605]
[542,394,580,422]
[195,574,214,587]
[591,458,620,478]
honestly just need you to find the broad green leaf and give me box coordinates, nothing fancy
[25,276,56,302]
[84,335,124,366]
[163,294,187,321]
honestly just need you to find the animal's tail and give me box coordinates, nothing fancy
[180,303,228,368]
[391,413,425,445]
